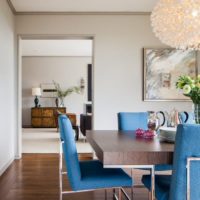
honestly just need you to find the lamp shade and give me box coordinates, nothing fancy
[32,87,41,96]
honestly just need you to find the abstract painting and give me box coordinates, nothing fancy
[143,48,197,101]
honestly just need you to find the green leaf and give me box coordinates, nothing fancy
[52,80,81,98]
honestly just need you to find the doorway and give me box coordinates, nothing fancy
[17,35,95,158]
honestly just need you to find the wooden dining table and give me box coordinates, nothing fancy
[86,130,174,200]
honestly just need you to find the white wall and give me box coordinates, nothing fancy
[0,1,16,175]
[22,56,91,126]
[16,14,195,130]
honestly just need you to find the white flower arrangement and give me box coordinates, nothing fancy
[176,75,200,104]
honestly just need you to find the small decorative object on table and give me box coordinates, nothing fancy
[165,108,180,127]
[53,81,81,107]
[135,128,145,137]
[135,128,155,139]
[159,127,176,143]
[176,75,200,123]
[148,111,165,133]
[143,130,155,139]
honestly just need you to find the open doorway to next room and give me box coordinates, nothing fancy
[21,38,94,154]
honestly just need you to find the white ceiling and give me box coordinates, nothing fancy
[10,0,157,12]
[21,40,93,57]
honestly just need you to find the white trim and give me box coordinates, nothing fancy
[16,36,22,159]
[0,157,14,176]
[17,34,95,158]
[15,155,21,159]
[15,11,151,16]
[6,0,16,14]
[5,1,151,16]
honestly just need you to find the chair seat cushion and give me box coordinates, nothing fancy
[154,164,172,171]
[76,160,133,191]
[142,175,171,200]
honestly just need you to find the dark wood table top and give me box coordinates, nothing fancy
[86,130,174,166]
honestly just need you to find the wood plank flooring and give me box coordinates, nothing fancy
[0,154,149,200]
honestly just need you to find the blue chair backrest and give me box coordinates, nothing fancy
[170,124,200,200]
[58,114,81,191]
[118,112,148,131]
[179,111,195,124]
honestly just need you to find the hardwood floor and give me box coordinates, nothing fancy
[0,154,149,200]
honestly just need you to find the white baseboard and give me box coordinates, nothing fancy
[15,155,21,160]
[0,157,14,176]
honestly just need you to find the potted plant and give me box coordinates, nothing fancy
[53,81,80,107]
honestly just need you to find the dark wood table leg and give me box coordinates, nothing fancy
[73,125,79,141]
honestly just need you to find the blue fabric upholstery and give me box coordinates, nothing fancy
[179,111,195,124]
[79,160,132,190]
[118,112,172,171]
[154,164,172,171]
[118,112,148,131]
[142,175,171,200]
[58,115,81,191]
[142,124,200,200]
[58,115,133,191]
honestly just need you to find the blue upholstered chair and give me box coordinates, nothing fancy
[58,114,133,200]
[142,124,200,200]
[118,112,149,131]
[118,112,172,171]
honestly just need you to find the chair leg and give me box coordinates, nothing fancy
[131,169,134,200]
[150,166,155,200]
[105,189,107,200]
[113,188,115,200]
[119,188,122,200]
[148,191,151,200]
[131,186,134,200]
[59,141,63,200]
[113,188,117,200]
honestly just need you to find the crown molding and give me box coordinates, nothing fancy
[7,0,16,14]
[18,34,95,40]
[6,0,151,16]
[15,11,151,16]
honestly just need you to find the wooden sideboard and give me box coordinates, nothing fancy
[31,107,66,128]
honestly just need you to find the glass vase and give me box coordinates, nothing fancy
[194,104,200,124]
[59,97,65,107]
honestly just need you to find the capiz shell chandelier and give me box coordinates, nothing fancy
[151,0,200,50]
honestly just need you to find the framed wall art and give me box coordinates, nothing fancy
[143,48,197,101]
[40,83,57,98]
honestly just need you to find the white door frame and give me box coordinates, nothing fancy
[16,34,95,158]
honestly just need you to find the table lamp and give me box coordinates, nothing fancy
[32,87,41,107]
